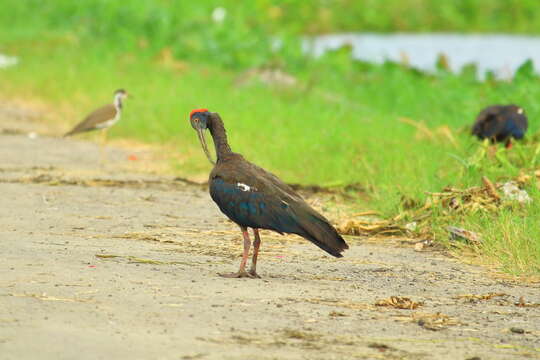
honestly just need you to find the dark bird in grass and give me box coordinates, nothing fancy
[64,89,130,153]
[472,104,528,149]
[189,109,349,278]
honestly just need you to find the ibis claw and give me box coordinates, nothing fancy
[248,269,261,278]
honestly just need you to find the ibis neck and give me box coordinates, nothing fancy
[208,114,232,161]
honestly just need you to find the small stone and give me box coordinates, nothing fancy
[405,221,417,231]
[502,181,532,204]
[510,327,525,334]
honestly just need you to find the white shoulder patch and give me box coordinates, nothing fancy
[237,182,253,192]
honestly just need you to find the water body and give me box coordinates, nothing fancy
[306,33,540,79]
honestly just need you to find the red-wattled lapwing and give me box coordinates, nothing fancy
[189,109,349,278]
[472,105,528,149]
[64,89,130,157]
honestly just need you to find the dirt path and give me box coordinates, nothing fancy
[0,124,539,359]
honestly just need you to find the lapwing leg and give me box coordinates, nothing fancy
[99,128,108,164]
[219,227,256,278]
[248,229,262,278]
[99,128,107,164]
[505,138,513,149]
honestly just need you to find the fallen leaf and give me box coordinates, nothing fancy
[415,312,459,331]
[375,296,423,310]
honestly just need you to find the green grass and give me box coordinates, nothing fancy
[1,1,539,276]
[463,201,540,276]
[429,181,540,277]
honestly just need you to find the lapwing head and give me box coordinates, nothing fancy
[114,88,129,100]
[189,109,214,164]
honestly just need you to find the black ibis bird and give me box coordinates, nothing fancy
[64,89,130,146]
[472,105,528,148]
[189,109,349,278]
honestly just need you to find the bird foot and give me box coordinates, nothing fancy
[219,270,259,279]
[248,269,261,279]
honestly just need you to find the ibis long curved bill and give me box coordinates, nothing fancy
[197,128,215,165]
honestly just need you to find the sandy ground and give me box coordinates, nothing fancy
[1,118,539,360]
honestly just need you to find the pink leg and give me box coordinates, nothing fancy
[219,227,256,278]
[248,229,262,278]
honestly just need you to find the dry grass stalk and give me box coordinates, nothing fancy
[337,217,408,236]
[482,176,500,200]
[414,312,459,331]
[427,181,502,214]
[375,296,423,310]
[398,118,458,148]
[454,292,508,301]
[337,176,513,238]
[398,117,435,140]
[393,312,459,331]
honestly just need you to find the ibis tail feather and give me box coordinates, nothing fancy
[295,212,349,258]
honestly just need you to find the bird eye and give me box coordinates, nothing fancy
[194,118,200,122]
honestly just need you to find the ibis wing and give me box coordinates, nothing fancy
[209,176,298,234]
[209,159,348,257]
[510,113,528,139]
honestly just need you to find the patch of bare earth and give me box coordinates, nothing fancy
[0,115,539,360]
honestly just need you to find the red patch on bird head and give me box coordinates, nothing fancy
[190,108,209,118]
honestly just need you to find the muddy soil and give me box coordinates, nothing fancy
[0,120,539,360]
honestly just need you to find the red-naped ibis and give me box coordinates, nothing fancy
[472,105,528,149]
[189,109,349,278]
